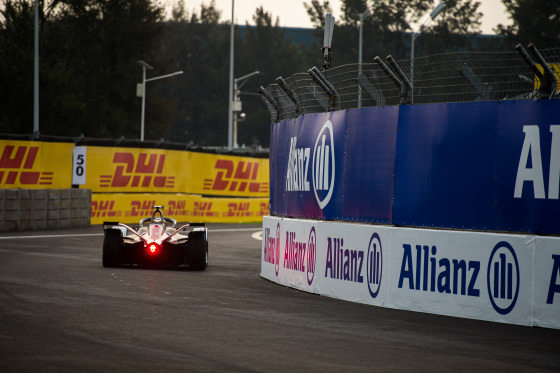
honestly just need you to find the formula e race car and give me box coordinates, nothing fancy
[102,205,208,270]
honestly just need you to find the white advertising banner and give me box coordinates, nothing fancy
[261,216,560,329]
[261,216,320,294]
[312,220,389,307]
[261,216,390,306]
[387,227,533,326]
[533,237,560,329]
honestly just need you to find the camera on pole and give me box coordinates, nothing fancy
[321,13,335,71]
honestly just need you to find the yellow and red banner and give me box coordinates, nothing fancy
[534,63,560,90]
[91,193,269,225]
[84,146,269,197]
[1,140,270,223]
[0,140,74,189]
[193,154,269,197]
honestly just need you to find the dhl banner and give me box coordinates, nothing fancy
[0,140,74,189]
[91,193,270,225]
[84,146,269,197]
[534,63,560,90]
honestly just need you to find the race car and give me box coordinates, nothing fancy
[102,205,208,270]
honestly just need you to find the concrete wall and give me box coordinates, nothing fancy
[0,189,91,232]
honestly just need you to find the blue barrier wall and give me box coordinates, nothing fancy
[269,99,560,235]
[392,102,498,230]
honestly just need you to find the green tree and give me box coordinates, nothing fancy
[417,0,484,58]
[157,3,311,147]
[236,7,310,147]
[304,0,333,28]
[157,0,231,146]
[303,0,484,66]
[0,0,165,138]
[496,0,560,48]
[0,1,36,134]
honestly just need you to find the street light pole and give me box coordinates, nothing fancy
[33,0,39,134]
[411,31,417,103]
[410,0,446,104]
[228,0,235,150]
[137,60,183,141]
[358,1,378,108]
[358,8,369,109]
[358,10,368,70]
[232,70,259,148]
[138,60,153,142]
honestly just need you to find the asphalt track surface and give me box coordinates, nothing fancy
[0,223,559,372]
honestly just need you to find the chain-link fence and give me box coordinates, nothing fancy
[259,45,560,123]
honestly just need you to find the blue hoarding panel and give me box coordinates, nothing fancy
[393,102,498,230]
[342,106,399,223]
[495,100,560,234]
[269,111,347,220]
[269,116,301,217]
[269,107,398,223]
[270,99,560,235]
[299,111,347,219]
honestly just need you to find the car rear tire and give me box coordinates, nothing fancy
[189,230,208,271]
[102,229,122,267]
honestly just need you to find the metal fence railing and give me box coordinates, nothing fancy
[259,44,560,123]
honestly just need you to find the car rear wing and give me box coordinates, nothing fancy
[103,221,148,243]
[139,216,178,227]
[103,222,121,230]
[104,221,204,227]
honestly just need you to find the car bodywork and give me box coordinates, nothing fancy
[102,205,208,270]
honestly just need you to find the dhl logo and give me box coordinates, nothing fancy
[93,200,187,219]
[125,200,188,217]
[192,202,219,217]
[167,200,188,216]
[203,159,269,194]
[0,145,53,185]
[128,200,157,217]
[223,202,269,217]
[100,152,174,189]
[224,202,256,217]
[92,198,269,221]
[258,202,270,216]
[91,200,119,218]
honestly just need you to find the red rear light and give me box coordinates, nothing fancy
[146,242,161,255]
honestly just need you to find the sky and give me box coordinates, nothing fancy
[164,0,513,35]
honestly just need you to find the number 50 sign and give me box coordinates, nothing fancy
[72,146,86,185]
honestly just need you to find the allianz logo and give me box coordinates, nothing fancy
[325,233,383,299]
[397,241,521,315]
[285,120,335,209]
[263,223,281,277]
